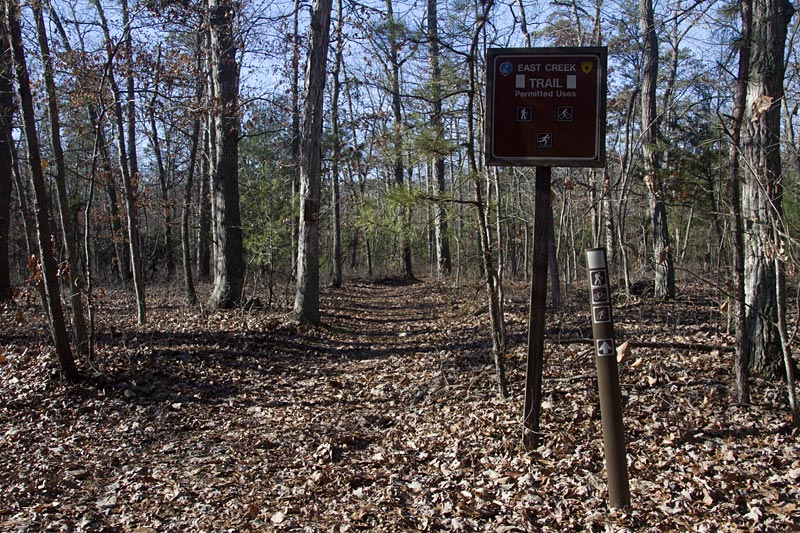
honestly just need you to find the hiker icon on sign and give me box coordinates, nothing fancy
[592,271,606,287]
[517,107,532,122]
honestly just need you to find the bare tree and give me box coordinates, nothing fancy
[48,2,130,284]
[32,0,89,354]
[428,0,451,278]
[466,0,507,398]
[295,0,333,324]
[145,45,176,282]
[385,0,413,279]
[330,0,344,288]
[639,0,675,300]
[207,0,245,310]
[0,8,13,301]
[181,29,206,306]
[291,0,302,279]
[94,0,146,324]
[197,24,212,282]
[741,0,794,378]
[727,0,752,404]
[6,0,78,380]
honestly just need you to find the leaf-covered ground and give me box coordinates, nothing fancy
[1,279,799,532]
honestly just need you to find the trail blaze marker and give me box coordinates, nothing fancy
[586,248,630,509]
[485,47,607,167]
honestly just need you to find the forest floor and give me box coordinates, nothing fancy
[1,278,799,532]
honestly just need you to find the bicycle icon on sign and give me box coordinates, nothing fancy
[557,106,574,122]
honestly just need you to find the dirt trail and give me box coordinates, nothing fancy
[4,280,798,531]
[323,280,448,357]
[2,279,509,532]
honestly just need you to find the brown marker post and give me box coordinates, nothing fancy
[585,248,630,509]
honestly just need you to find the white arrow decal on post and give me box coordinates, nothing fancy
[597,339,614,357]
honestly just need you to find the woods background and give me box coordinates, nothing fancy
[0,0,798,391]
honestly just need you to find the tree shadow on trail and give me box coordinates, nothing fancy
[90,326,359,409]
[84,279,496,415]
[368,276,422,287]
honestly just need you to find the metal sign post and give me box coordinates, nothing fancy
[586,248,630,509]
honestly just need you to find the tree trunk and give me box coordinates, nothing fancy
[6,0,78,380]
[182,123,199,305]
[182,30,205,306]
[385,0,413,279]
[94,0,146,324]
[207,0,244,310]
[475,173,508,398]
[467,0,506,398]
[197,25,213,281]
[728,0,752,404]
[602,172,616,276]
[291,0,302,279]
[330,0,344,289]
[294,0,332,324]
[33,0,89,354]
[120,0,146,319]
[88,107,128,283]
[428,0,451,278]
[490,169,505,316]
[547,205,560,310]
[147,45,176,283]
[197,122,212,280]
[639,0,675,300]
[742,0,793,379]
[0,19,13,301]
[9,124,38,267]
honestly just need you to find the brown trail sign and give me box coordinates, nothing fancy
[486,47,629,510]
[485,47,607,167]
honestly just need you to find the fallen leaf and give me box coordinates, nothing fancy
[616,341,631,363]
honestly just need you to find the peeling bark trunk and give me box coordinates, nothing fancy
[742,0,793,379]
[294,0,332,324]
[728,0,751,401]
[207,0,244,310]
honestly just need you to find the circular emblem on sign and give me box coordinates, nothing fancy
[499,62,513,76]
